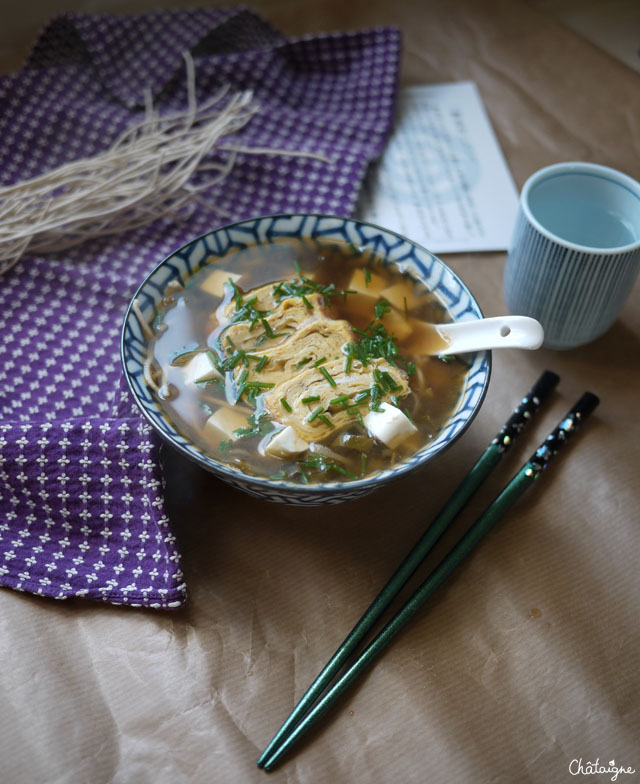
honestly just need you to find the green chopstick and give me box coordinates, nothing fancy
[257,370,560,769]
[261,390,599,770]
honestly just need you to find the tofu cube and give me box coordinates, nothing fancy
[203,407,250,441]
[379,281,420,312]
[200,269,241,298]
[364,402,417,449]
[379,307,412,341]
[183,352,222,385]
[348,268,386,298]
[263,426,308,459]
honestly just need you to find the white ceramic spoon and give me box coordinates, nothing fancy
[422,315,544,356]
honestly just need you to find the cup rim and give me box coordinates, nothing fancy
[520,161,640,255]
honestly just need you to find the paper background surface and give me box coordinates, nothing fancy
[357,82,519,252]
[1,1,639,783]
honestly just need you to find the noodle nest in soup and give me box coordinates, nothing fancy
[143,238,469,485]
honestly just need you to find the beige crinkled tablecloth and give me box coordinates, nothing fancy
[1,1,639,782]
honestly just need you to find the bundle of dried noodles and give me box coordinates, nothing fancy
[0,52,330,276]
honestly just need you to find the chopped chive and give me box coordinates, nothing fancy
[244,381,276,389]
[255,355,269,372]
[302,395,321,404]
[364,267,372,286]
[333,463,356,478]
[313,356,327,367]
[307,406,324,423]
[261,318,275,339]
[233,426,255,438]
[440,354,456,362]
[344,355,353,374]
[407,362,416,375]
[280,397,292,412]
[403,408,415,424]
[317,414,334,428]
[329,394,349,406]
[381,371,402,392]
[354,390,370,402]
[320,366,336,387]
[296,357,311,369]
[374,298,392,320]
[301,295,313,310]
[403,296,409,320]
[218,439,233,456]
[357,411,365,428]
[237,368,249,385]
[299,468,309,484]
[270,471,287,480]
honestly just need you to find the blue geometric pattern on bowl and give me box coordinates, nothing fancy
[121,214,491,505]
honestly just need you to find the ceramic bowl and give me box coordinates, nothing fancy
[121,214,491,505]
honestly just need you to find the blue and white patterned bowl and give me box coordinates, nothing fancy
[121,214,491,505]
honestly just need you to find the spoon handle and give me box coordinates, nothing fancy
[437,315,543,355]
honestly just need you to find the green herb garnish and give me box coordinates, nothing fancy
[319,366,336,387]
[374,298,392,320]
[307,406,324,423]
[298,455,357,479]
[302,395,321,404]
[233,409,272,439]
[271,264,353,308]
[280,397,292,412]
[218,439,233,456]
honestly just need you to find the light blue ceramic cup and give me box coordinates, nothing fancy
[504,162,640,349]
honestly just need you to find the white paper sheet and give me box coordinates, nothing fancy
[356,82,519,253]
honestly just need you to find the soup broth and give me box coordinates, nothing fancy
[144,238,468,484]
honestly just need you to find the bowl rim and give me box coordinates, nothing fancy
[121,212,492,496]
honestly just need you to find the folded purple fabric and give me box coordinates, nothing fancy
[0,8,400,607]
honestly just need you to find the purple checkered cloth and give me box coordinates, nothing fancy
[0,9,400,608]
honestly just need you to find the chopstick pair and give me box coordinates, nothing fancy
[257,371,599,771]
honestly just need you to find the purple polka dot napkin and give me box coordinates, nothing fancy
[0,9,401,608]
